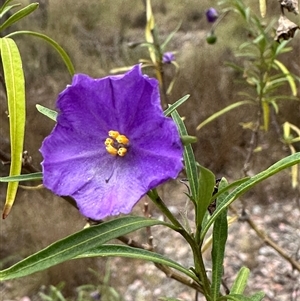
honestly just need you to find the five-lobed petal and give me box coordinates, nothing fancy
[40,65,183,220]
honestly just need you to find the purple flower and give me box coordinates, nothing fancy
[162,52,175,64]
[40,65,183,220]
[206,8,218,23]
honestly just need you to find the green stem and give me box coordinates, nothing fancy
[147,189,212,300]
[147,189,182,229]
[188,238,212,300]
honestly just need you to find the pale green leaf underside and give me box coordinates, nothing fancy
[0,37,25,217]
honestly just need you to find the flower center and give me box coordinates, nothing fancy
[105,130,129,157]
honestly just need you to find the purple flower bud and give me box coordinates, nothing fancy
[206,8,218,23]
[162,52,175,64]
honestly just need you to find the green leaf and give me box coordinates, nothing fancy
[261,100,269,131]
[273,59,297,96]
[6,31,75,76]
[274,40,290,56]
[0,4,21,19]
[0,0,13,14]
[171,110,198,201]
[145,0,156,64]
[196,165,215,227]
[208,177,250,205]
[196,101,255,131]
[211,178,228,300]
[0,216,168,280]
[248,292,265,301]
[181,135,197,146]
[161,21,182,51]
[36,104,58,121]
[164,94,190,116]
[230,267,250,294]
[0,37,25,219]
[76,244,198,282]
[0,172,42,182]
[218,294,252,301]
[0,3,39,32]
[218,292,264,301]
[201,152,300,240]
[259,0,266,17]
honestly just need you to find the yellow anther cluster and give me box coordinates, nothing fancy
[108,130,120,139]
[116,135,129,145]
[105,130,129,157]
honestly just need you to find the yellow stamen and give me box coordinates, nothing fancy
[105,138,114,146]
[105,130,130,157]
[117,147,127,157]
[116,135,129,145]
[109,130,120,139]
[106,144,118,156]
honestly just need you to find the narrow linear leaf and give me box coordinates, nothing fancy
[0,0,14,14]
[0,216,168,280]
[218,291,264,301]
[230,266,250,294]
[161,21,182,51]
[181,135,197,146]
[196,101,255,131]
[217,294,252,301]
[208,177,250,204]
[259,0,267,17]
[274,40,290,56]
[0,172,42,182]
[261,101,269,131]
[289,145,298,188]
[77,244,198,283]
[166,61,180,95]
[164,94,190,116]
[172,110,198,201]
[201,152,300,240]
[0,37,25,219]
[0,4,21,19]
[6,31,75,76]
[110,65,136,74]
[211,178,228,300]
[248,292,265,301]
[36,104,58,121]
[145,0,156,64]
[0,3,39,32]
[197,165,215,226]
[274,59,297,96]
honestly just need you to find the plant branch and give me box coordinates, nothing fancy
[88,218,205,294]
[230,204,300,272]
[242,111,261,176]
[146,190,213,299]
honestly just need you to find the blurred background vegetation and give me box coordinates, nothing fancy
[0,0,299,300]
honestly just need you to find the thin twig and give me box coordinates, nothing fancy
[88,218,205,293]
[242,118,260,176]
[119,235,204,293]
[230,205,300,272]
